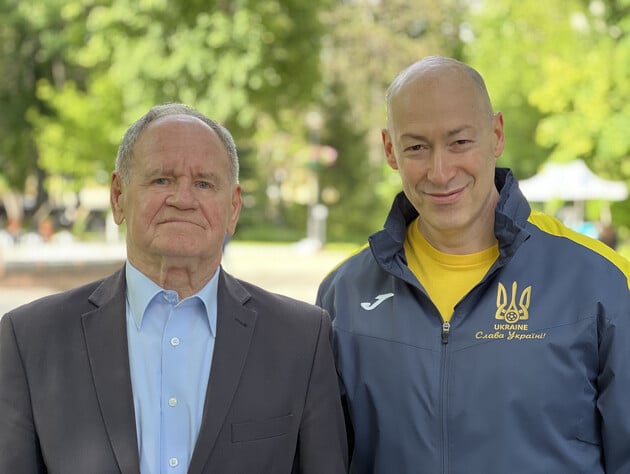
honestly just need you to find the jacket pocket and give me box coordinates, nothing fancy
[231,414,293,442]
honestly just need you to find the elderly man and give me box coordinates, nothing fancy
[1,103,347,473]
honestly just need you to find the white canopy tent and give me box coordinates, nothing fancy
[518,159,628,229]
[518,159,628,202]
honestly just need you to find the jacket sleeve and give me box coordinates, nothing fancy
[598,297,630,473]
[296,310,348,474]
[0,314,46,473]
[316,276,356,465]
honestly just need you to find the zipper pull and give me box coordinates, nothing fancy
[441,321,451,344]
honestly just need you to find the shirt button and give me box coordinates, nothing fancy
[168,397,177,407]
[163,291,178,304]
[169,457,179,467]
[170,337,180,346]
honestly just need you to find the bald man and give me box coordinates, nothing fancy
[317,56,630,473]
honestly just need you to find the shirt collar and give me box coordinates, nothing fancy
[125,261,219,336]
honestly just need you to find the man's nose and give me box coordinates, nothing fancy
[427,149,453,185]
[166,181,198,208]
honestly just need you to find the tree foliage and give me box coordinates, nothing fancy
[0,0,332,234]
[466,0,630,227]
[28,0,329,185]
[317,0,468,240]
[1,0,629,241]
[0,0,88,192]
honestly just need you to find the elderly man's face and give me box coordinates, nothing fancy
[111,115,241,268]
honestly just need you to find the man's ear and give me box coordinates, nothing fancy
[110,172,125,225]
[382,128,399,170]
[227,184,242,235]
[492,112,505,159]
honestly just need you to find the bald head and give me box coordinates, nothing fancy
[381,56,505,253]
[386,56,494,129]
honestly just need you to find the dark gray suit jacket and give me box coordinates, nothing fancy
[0,267,347,473]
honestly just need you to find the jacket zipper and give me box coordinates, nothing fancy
[441,321,451,344]
[440,319,450,474]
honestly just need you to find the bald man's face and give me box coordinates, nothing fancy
[382,68,504,251]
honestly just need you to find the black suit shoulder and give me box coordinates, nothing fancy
[8,279,101,315]
[3,268,124,339]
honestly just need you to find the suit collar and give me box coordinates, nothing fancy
[188,268,257,474]
[82,268,141,474]
[81,267,257,474]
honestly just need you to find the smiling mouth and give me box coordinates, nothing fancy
[429,190,459,197]
[425,188,464,203]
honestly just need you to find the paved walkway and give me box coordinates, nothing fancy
[0,241,356,314]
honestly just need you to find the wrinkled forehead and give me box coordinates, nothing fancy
[131,115,229,172]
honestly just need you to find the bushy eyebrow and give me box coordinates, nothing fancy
[192,171,221,182]
[142,166,171,177]
[143,168,220,181]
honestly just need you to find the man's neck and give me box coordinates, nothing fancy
[418,189,499,255]
[129,255,220,299]
[421,226,497,255]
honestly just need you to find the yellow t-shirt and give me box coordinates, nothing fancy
[403,217,499,322]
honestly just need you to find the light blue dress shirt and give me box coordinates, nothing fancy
[125,263,218,474]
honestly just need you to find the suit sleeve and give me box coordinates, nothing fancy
[296,310,348,474]
[0,315,46,473]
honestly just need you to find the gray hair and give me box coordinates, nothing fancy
[115,103,239,185]
[386,56,494,127]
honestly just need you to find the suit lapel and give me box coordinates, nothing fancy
[82,269,140,474]
[188,269,257,474]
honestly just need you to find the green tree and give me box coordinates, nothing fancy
[316,0,471,242]
[318,80,383,242]
[0,0,96,229]
[466,0,630,231]
[0,0,332,236]
[30,0,330,183]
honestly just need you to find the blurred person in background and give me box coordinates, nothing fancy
[317,56,630,473]
[599,223,618,249]
[0,103,347,473]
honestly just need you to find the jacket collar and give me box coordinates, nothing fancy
[82,268,140,474]
[369,168,532,274]
[493,168,532,260]
[82,267,258,474]
[188,269,257,474]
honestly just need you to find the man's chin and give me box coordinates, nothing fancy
[151,236,205,257]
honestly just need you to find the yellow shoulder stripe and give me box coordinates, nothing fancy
[321,242,370,280]
[528,210,630,290]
